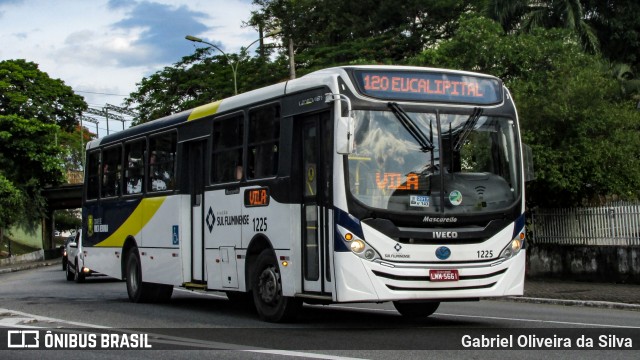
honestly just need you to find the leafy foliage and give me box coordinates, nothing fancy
[125,48,289,124]
[124,2,640,207]
[0,115,65,225]
[0,59,87,131]
[412,14,640,206]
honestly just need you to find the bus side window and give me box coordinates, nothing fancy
[124,139,145,195]
[248,105,280,179]
[86,151,100,200]
[212,114,244,183]
[148,131,177,192]
[101,146,122,198]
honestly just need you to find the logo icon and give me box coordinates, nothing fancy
[8,330,39,348]
[394,243,402,252]
[449,190,462,206]
[435,246,451,260]
[87,215,94,237]
[206,207,215,233]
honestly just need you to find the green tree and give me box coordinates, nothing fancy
[0,60,87,131]
[483,0,599,53]
[248,0,471,72]
[54,209,81,232]
[0,59,88,240]
[125,48,288,124]
[413,14,640,206]
[583,0,640,74]
[0,115,65,218]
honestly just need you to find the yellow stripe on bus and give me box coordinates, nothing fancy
[187,100,222,121]
[95,197,166,247]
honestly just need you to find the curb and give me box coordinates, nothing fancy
[502,296,640,312]
[0,260,60,275]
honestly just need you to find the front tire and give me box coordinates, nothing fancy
[251,249,301,322]
[393,301,440,318]
[74,260,85,283]
[65,261,74,281]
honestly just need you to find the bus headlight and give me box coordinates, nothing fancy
[337,225,380,261]
[499,230,525,260]
[350,240,365,253]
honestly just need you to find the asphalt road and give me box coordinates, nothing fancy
[1,266,639,359]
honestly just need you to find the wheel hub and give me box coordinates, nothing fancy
[258,266,280,304]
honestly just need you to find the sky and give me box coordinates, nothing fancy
[0,0,258,135]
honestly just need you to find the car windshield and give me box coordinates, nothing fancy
[348,109,520,215]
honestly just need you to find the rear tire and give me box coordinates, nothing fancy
[125,248,154,303]
[251,249,301,322]
[125,247,173,303]
[393,301,440,318]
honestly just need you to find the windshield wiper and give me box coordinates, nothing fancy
[388,102,433,152]
[453,107,483,151]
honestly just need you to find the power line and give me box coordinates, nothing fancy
[75,90,129,97]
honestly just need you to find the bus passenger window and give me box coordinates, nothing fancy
[148,132,177,192]
[101,146,122,198]
[212,114,244,183]
[124,139,145,195]
[86,151,100,200]
[248,105,280,179]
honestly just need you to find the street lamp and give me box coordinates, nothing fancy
[185,29,281,95]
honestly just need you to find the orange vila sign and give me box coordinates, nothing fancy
[376,172,419,190]
[245,188,270,207]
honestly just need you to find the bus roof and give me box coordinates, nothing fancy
[86,65,502,149]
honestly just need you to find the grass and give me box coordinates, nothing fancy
[1,236,41,258]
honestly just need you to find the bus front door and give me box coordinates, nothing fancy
[300,111,334,296]
[187,139,206,283]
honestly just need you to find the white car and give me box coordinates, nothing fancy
[65,230,97,282]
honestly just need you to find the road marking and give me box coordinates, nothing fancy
[0,308,366,359]
[0,308,108,329]
[317,304,640,329]
[173,290,640,329]
[244,349,366,359]
[434,312,640,329]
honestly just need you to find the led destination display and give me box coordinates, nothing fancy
[354,70,503,105]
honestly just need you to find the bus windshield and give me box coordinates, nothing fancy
[348,109,520,215]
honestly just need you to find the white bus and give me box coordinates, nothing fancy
[82,65,528,322]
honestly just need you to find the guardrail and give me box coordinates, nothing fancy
[530,202,640,246]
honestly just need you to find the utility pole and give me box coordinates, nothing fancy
[105,104,138,130]
[288,38,296,79]
[84,108,125,136]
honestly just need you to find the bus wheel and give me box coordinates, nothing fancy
[125,248,153,303]
[74,261,85,283]
[393,301,440,318]
[65,261,74,281]
[251,249,301,322]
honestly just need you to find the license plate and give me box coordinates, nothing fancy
[429,269,459,282]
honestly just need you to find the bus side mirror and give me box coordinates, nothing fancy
[326,93,354,154]
[523,143,535,182]
[336,115,354,154]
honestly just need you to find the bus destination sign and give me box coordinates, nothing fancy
[353,70,503,105]
[244,187,270,207]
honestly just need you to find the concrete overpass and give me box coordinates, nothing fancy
[40,180,83,254]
